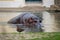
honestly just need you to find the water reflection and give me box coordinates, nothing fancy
[42,11,60,32]
[0,11,60,33]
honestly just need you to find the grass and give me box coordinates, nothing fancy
[0,32,60,40]
[26,32,60,40]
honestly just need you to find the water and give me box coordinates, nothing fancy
[0,11,60,33]
[42,11,60,32]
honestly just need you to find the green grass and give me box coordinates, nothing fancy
[0,32,60,40]
[28,32,60,40]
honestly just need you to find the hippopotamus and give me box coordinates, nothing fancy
[8,12,43,32]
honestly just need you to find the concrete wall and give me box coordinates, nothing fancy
[0,0,13,1]
[0,0,25,8]
[43,0,54,7]
[0,0,54,8]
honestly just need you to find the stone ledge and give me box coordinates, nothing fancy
[0,6,60,12]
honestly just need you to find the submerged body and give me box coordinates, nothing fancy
[8,12,43,32]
